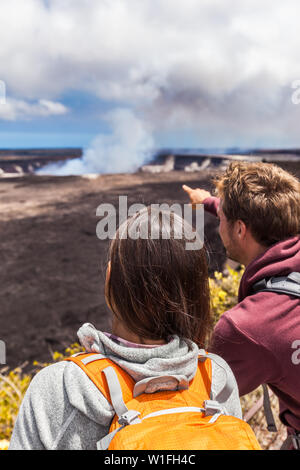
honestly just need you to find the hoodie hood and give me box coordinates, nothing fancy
[238,235,300,302]
[62,323,199,426]
[76,323,199,383]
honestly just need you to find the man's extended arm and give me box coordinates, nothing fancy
[202,196,220,218]
[182,184,220,217]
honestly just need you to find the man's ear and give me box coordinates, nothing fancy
[237,220,247,239]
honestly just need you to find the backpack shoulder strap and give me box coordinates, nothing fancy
[65,352,135,405]
[66,353,140,450]
[250,272,299,432]
[96,366,142,450]
[252,272,300,298]
[199,353,277,432]
[262,384,277,432]
[198,350,236,418]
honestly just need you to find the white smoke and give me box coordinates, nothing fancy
[38,108,154,175]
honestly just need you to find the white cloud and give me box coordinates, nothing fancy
[0,0,299,144]
[0,98,68,121]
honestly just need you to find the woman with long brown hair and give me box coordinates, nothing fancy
[106,206,212,349]
[9,206,242,450]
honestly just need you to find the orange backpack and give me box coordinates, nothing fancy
[66,350,261,450]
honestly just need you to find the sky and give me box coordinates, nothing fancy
[1,0,300,171]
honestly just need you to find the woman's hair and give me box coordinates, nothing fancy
[212,161,300,246]
[105,206,212,348]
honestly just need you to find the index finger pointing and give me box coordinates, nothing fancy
[182,184,193,194]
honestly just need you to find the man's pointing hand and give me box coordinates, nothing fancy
[182,185,212,208]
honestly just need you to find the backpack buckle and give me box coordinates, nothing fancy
[204,400,227,417]
[118,409,141,426]
[291,434,300,450]
[281,433,300,450]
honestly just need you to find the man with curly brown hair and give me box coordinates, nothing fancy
[183,161,300,447]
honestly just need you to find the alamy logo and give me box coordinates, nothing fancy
[96,197,204,250]
[291,340,300,365]
[291,80,300,105]
[0,80,6,105]
[0,340,6,365]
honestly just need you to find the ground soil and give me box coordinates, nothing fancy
[0,169,226,370]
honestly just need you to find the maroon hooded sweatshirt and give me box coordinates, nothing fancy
[204,196,300,431]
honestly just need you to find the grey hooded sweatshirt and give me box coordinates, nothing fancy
[9,323,243,450]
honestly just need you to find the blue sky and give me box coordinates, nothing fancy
[1,0,300,158]
[0,90,115,148]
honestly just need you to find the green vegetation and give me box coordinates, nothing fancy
[0,344,84,449]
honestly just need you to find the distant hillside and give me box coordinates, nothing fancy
[0,148,82,174]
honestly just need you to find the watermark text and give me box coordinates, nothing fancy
[0,340,6,365]
[0,80,6,105]
[291,340,300,365]
[96,197,204,250]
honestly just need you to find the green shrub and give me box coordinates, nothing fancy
[0,367,31,442]
[209,264,245,326]
[0,343,84,447]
